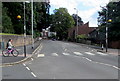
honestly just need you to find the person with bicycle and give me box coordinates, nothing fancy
[2,39,19,57]
[6,39,14,53]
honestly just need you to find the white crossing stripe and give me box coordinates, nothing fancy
[31,58,34,61]
[63,53,70,55]
[73,52,83,55]
[64,49,67,51]
[23,63,26,66]
[52,53,58,56]
[85,52,95,55]
[97,52,108,55]
[31,72,37,77]
[37,54,45,57]
[26,67,30,70]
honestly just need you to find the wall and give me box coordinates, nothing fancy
[109,40,120,49]
[0,35,32,48]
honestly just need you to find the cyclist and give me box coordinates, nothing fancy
[6,39,14,53]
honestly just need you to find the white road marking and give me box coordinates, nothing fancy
[23,63,26,66]
[52,53,58,56]
[37,54,45,57]
[85,52,95,55]
[73,52,83,55]
[16,49,21,51]
[62,53,70,55]
[31,72,37,77]
[31,58,34,61]
[82,57,92,61]
[97,52,108,55]
[64,49,67,51]
[74,54,120,70]
[26,67,30,70]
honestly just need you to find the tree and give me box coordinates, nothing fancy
[72,14,83,26]
[2,2,24,34]
[2,2,50,37]
[50,8,75,40]
[2,3,14,33]
[98,1,120,41]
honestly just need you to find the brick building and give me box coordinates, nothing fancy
[68,22,97,41]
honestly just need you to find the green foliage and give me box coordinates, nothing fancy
[98,1,120,41]
[0,33,19,35]
[33,30,40,38]
[72,14,83,26]
[2,2,50,38]
[76,34,88,39]
[50,8,75,40]
[2,5,14,33]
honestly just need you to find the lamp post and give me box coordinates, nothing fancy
[31,0,34,49]
[105,6,112,52]
[23,1,30,57]
[74,8,78,41]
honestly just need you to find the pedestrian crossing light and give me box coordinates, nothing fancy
[17,15,21,19]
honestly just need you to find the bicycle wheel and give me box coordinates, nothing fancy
[12,49,19,57]
[2,49,9,57]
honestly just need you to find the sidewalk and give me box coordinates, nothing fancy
[97,48,119,56]
[1,40,41,64]
[81,43,119,56]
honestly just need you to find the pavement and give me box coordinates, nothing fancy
[88,44,119,56]
[0,40,41,64]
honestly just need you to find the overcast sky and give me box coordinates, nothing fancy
[49,0,110,27]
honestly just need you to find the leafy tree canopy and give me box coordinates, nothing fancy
[50,8,75,40]
[98,1,120,41]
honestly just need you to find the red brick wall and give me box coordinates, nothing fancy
[109,40,120,49]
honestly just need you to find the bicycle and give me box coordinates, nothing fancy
[2,47,19,57]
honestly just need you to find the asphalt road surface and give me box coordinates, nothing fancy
[2,40,119,79]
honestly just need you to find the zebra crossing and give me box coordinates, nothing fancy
[38,51,108,58]
[75,51,108,56]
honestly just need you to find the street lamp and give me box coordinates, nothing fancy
[74,8,78,40]
[23,1,30,57]
[31,0,34,49]
[105,6,112,52]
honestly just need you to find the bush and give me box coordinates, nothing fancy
[76,34,88,39]
[34,30,40,38]
[76,34,88,43]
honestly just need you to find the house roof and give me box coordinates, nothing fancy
[68,22,97,37]
[77,22,97,35]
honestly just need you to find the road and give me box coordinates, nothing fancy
[2,40,119,79]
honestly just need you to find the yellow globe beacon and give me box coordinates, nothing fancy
[108,19,112,22]
[17,15,21,19]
